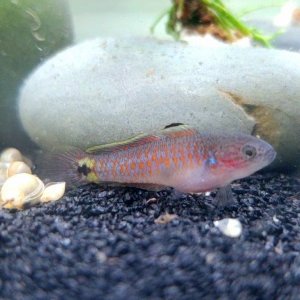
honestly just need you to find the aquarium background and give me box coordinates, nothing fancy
[0,0,298,151]
[0,1,300,299]
[69,0,291,41]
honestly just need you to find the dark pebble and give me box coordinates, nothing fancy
[0,173,299,299]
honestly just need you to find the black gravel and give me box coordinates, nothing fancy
[0,173,299,300]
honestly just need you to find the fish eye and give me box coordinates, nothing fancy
[242,145,257,159]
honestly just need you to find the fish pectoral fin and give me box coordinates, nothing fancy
[214,185,233,207]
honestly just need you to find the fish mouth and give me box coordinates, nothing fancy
[265,146,277,164]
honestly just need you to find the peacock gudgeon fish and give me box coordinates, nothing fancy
[41,125,276,203]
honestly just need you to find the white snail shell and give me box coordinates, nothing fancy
[7,161,32,177]
[40,182,66,203]
[0,173,44,209]
[0,163,9,186]
[0,148,23,163]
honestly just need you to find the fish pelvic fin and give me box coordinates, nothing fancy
[35,147,90,189]
[214,185,234,207]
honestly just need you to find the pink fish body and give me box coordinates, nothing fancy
[47,126,276,194]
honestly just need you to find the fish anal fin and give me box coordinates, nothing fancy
[126,183,166,191]
[98,181,166,192]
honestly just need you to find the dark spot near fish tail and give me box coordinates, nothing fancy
[77,164,91,176]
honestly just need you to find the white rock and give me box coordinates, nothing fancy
[214,218,243,238]
[18,37,300,171]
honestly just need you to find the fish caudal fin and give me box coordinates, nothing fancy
[35,147,86,189]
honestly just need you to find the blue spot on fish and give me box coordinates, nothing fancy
[206,155,217,166]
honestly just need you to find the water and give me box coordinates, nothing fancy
[1,0,299,168]
[68,0,289,41]
[0,0,300,298]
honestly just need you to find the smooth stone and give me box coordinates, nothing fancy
[18,37,300,171]
[0,0,73,150]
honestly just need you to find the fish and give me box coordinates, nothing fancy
[38,125,276,205]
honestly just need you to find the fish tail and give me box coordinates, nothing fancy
[35,147,87,189]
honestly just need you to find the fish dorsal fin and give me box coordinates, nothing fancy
[161,124,198,138]
[85,124,197,154]
[85,133,160,154]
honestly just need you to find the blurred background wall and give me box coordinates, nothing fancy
[68,0,294,41]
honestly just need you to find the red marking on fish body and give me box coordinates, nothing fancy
[164,158,170,168]
[172,156,178,167]
[120,164,125,174]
